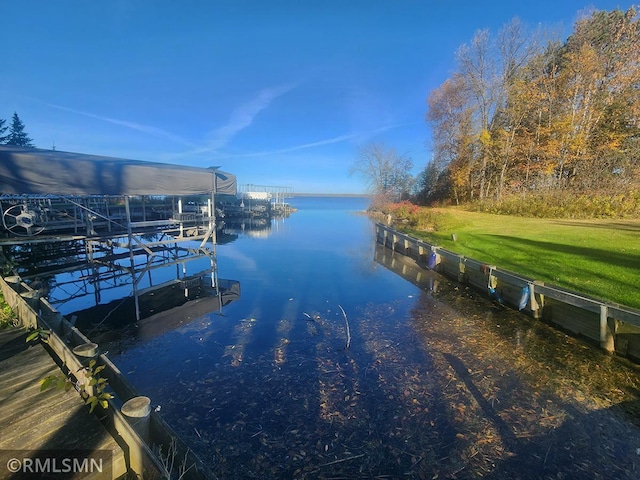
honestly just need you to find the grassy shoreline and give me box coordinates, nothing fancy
[392,207,640,310]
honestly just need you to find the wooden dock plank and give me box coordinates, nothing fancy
[0,328,127,478]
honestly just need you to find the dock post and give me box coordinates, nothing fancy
[20,290,41,311]
[4,275,21,290]
[121,396,152,443]
[178,197,184,237]
[73,342,99,358]
[458,256,466,283]
[528,282,537,318]
[599,305,615,353]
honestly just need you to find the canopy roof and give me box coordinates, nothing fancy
[0,145,236,196]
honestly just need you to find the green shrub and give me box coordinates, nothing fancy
[378,201,462,232]
[0,293,18,329]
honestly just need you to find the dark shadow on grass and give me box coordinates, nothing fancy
[479,235,640,271]
[551,219,640,233]
[461,234,640,306]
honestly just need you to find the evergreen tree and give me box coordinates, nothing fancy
[0,117,8,144]
[6,112,34,147]
[413,161,440,205]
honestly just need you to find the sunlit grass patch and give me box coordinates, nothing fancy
[401,207,640,309]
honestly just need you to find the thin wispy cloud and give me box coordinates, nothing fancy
[170,82,299,159]
[231,121,414,158]
[46,82,296,160]
[234,132,359,158]
[47,103,196,147]
[203,82,297,152]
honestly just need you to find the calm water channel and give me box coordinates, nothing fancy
[30,196,640,478]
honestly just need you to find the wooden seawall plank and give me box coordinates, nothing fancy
[0,328,127,479]
[375,223,640,359]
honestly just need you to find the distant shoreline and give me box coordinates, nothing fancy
[291,193,370,197]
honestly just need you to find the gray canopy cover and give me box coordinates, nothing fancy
[0,146,237,196]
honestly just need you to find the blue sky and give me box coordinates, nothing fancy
[0,1,632,193]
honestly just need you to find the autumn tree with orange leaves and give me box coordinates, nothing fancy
[421,6,640,206]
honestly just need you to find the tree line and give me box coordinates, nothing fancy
[352,7,640,209]
[421,6,640,205]
[0,112,35,147]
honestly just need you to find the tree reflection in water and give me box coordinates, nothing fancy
[113,276,640,479]
[410,282,640,479]
[107,196,640,479]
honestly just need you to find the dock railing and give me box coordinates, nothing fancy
[0,274,216,480]
[376,223,640,360]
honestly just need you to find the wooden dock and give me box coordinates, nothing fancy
[0,272,217,480]
[0,327,127,479]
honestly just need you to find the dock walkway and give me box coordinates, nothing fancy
[0,327,127,479]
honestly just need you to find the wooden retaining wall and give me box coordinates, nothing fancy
[376,223,640,360]
[0,274,215,480]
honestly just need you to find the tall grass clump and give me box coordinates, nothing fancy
[473,190,640,219]
[378,201,460,231]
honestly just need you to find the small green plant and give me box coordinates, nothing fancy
[40,373,73,392]
[78,359,114,413]
[25,327,50,343]
[0,294,18,329]
[40,359,113,413]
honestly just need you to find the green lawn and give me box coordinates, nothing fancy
[402,208,640,310]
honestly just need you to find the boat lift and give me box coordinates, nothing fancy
[0,145,238,324]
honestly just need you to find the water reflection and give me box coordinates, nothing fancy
[374,242,441,293]
[3,234,241,344]
[220,217,272,239]
[378,239,640,479]
[51,196,640,479]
